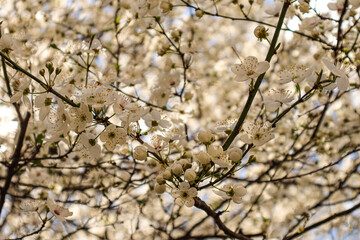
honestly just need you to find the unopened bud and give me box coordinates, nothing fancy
[197,151,211,165]
[171,163,183,175]
[195,9,204,18]
[197,130,214,144]
[228,147,243,163]
[156,174,165,185]
[46,62,54,74]
[184,169,196,181]
[299,2,310,13]
[254,26,269,41]
[154,183,166,194]
[133,146,147,160]
[55,67,62,75]
[160,1,172,13]
[163,170,172,179]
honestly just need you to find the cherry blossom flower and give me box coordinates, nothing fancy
[10,77,31,108]
[79,132,101,161]
[213,119,237,133]
[47,198,73,221]
[327,0,346,12]
[349,0,360,8]
[100,124,127,151]
[35,93,53,121]
[143,109,171,130]
[20,199,42,212]
[265,2,283,17]
[263,89,293,112]
[231,56,270,82]
[240,121,274,146]
[213,183,247,204]
[143,134,169,152]
[322,58,349,91]
[0,33,18,53]
[212,152,232,168]
[80,83,116,108]
[113,93,136,114]
[171,182,198,207]
[69,103,93,133]
[278,65,313,84]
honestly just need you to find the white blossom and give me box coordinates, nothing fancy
[278,65,313,84]
[100,124,127,151]
[322,58,350,91]
[171,182,197,207]
[231,56,270,82]
[47,198,73,222]
[240,121,274,146]
[263,89,293,112]
[214,184,247,204]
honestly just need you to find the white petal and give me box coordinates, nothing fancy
[230,64,244,75]
[253,139,264,146]
[23,96,31,109]
[179,182,190,191]
[239,134,252,144]
[10,92,22,103]
[39,107,49,121]
[332,68,347,78]
[185,197,195,207]
[336,77,349,91]
[233,196,243,204]
[265,101,280,112]
[171,189,181,198]
[175,197,185,206]
[234,74,249,82]
[256,61,270,74]
[322,58,335,71]
[188,187,198,197]
[234,185,247,196]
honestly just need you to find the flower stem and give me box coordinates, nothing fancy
[222,1,290,151]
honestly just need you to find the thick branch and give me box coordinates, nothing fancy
[194,197,251,240]
[0,112,31,215]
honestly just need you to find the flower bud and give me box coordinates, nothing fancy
[55,67,62,75]
[163,169,172,179]
[183,151,192,158]
[254,26,268,41]
[46,62,54,74]
[184,91,193,101]
[160,1,172,13]
[233,184,247,196]
[133,146,147,160]
[195,9,204,18]
[197,151,211,165]
[208,144,223,157]
[154,184,166,194]
[197,130,214,144]
[178,159,192,170]
[39,69,45,77]
[299,2,310,14]
[184,169,196,181]
[156,174,165,185]
[228,147,243,163]
[171,163,183,175]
